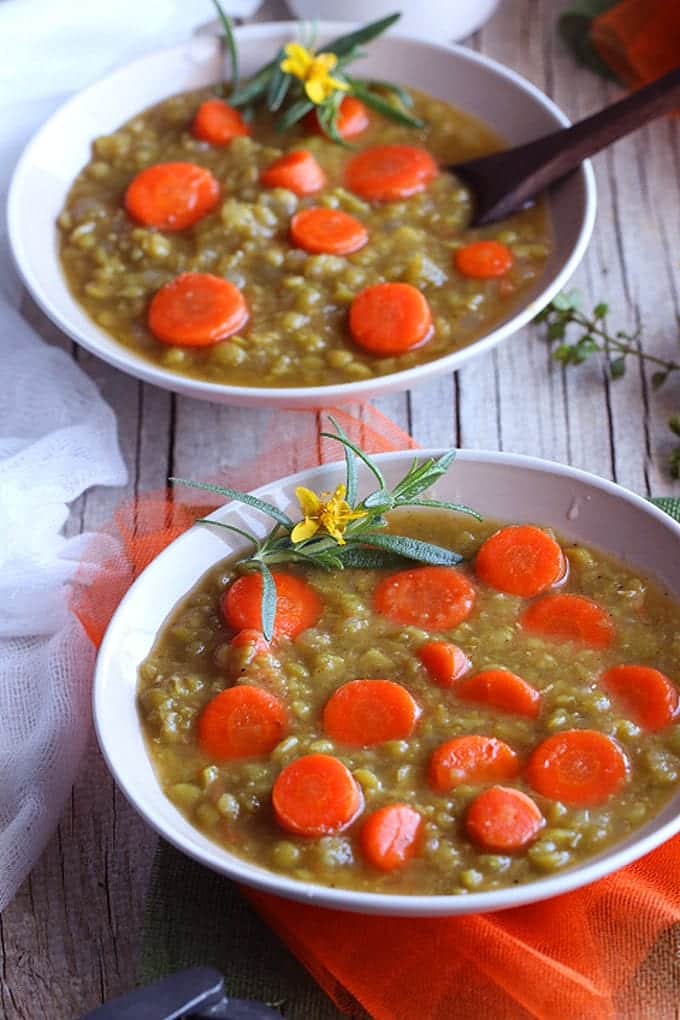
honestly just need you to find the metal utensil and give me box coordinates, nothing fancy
[79,967,282,1020]
[452,65,680,226]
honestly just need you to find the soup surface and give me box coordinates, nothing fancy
[138,511,680,896]
[59,86,550,388]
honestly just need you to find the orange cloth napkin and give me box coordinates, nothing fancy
[74,407,680,1019]
[591,0,680,88]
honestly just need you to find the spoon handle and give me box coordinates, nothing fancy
[456,65,680,226]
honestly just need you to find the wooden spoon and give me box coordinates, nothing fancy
[452,65,680,226]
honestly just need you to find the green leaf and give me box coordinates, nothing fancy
[609,356,626,379]
[335,545,409,569]
[363,533,463,565]
[253,560,277,641]
[277,96,316,132]
[669,414,680,438]
[363,490,394,511]
[558,1,621,81]
[397,498,482,520]
[326,415,359,506]
[361,79,414,108]
[212,0,240,91]
[594,302,609,319]
[317,92,351,148]
[548,321,567,341]
[551,292,576,313]
[669,447,680,481]
[169,478,294,527]
[229,62,277,106]
[348,83,424,128]
[267,53,292,112]
[321,13,401,59]
[320,429,387,490]
[652,371,669,390]
[196,519,260,548]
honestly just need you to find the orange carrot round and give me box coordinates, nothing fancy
[191,98,250,145]
[418,641,471,688]
[520,593,615,649]
[374,566,475,630]
[526,729,629,806]
[222,572,321,640]
[124,162,220,231]
[272,753,364,837]
[360,804,423,871]
[261,150,326,195]
[428,735,520,793]
[454,241,514,279]
[601,664,679,732]
[456,669,542,719]
[148,273,249,347]
[305,95,370,139]
[229,629,270,660]
[197,685,287,761]
[475,525,566,598]
[322,679,421,747]
[290,207,368,256]
[345,145,438,201]
[465,786,545,852]
[349,282,433,356]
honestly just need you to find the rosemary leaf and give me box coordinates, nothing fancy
[361,79,414,108]
[196,519,260,548]
[321,13,401,58]
[229,63,277,107]
[321,425,387,490]
[212,0,240,91]
[397,498,482,520]
[252,560,277,640]
[336,545,409,569]
[363,533,463,565]
[267,51,291,111]
[170,478,294,527]
[276,97,316,132]
[348,82,424,128]
[317,92,351,147]
[327,415,358,506]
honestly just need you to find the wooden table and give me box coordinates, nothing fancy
[2,1,679,1016]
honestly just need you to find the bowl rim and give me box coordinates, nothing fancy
[93,448,680,916]
[7,22,597,408]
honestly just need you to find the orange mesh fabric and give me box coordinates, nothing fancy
[72,406,680,1019]
[591,0,680,90]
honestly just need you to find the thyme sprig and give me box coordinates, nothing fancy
[535,290,680,476]
[211,1,423,145]
[171,417,479,639]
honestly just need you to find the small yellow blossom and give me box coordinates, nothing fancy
[280,42,349,105]
[291,484,366,544]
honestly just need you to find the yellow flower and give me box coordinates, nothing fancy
[291,484,366,544]
[280,42,349,105]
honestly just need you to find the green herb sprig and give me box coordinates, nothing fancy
[171,417,479,639]
[211,1,423,144]
[535,290,680,476]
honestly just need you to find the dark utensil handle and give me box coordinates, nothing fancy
[457,64,680,225]
[78,966,225,1020]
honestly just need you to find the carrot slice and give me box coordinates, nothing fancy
[148,273,249,347]
[345,145,438,201]
[360,804,423,871]
[229,629,270,663]
[272,753,364,837]
[222,572,321,640]
[349,283,433,356]
[261,150,326,195]
[197,686,287,761]
[520,593,615,649]
[456,669,542,719]
[465,786,545,852]
[191,99,250,145]
[374,566,475,630]
[290,207,368,256]
[454,241,514,279]
[475,525,566,598]
[418,641,471,688]
[322,679,421,747]
[601,664,679,732]
[124,162,220,231]
[305,95,370,139]
[428,735,520,793]
[526,729,629,806]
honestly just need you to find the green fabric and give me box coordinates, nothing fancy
[139,497,680,1018]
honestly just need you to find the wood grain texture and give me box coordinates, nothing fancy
[1,0,679,1017]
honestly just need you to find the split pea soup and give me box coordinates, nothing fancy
[137,510,680,896]
[59,86,551,389]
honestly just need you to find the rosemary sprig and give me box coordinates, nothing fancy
[212,2,423,144]
[172,417,479,639]
[535,290,680,477]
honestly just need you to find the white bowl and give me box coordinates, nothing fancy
[94,450,680,916]
[8,23,596,409]
[284,1,501,44]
